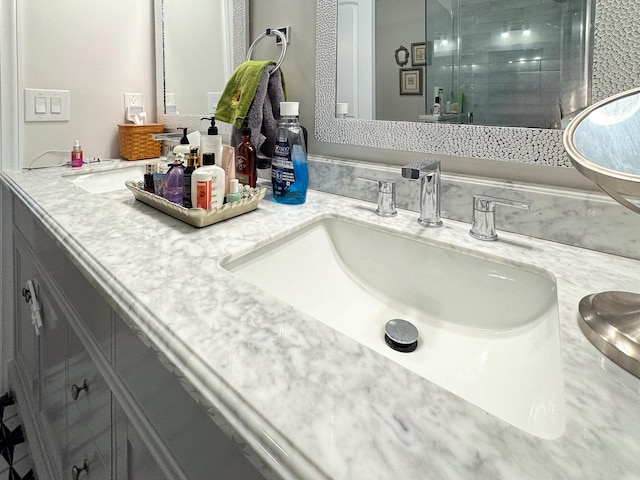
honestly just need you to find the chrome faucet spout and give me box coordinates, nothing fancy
[402,159,443,227]
[151,132,183,141]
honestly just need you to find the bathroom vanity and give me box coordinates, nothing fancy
[2,159,640,479]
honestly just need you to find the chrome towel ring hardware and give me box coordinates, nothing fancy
[246,28,287,74]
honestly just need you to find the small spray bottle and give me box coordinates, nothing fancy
[71,140,83,168]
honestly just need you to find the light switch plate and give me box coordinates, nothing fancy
[24,88,70,122]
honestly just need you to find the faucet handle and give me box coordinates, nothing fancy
[358,177,397,217]
[470,194,530,241]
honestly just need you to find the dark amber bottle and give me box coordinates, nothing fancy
[235,117,257,187]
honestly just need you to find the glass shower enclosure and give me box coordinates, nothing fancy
[425,0,593,128]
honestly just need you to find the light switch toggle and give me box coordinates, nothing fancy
[50,97,62,114]
[34,96,47,114]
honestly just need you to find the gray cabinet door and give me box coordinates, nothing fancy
[37,263,68,479]
[13,242,40,403]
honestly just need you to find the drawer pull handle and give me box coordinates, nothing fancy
[71,380,89,400]
[21,287,32,303]
[71,460,88,480]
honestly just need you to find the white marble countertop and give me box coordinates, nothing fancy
[3,160,640,480]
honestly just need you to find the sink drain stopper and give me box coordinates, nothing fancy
[384,319,418,353]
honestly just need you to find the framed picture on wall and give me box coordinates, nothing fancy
[399,68,423,95]
[411,42,428,66]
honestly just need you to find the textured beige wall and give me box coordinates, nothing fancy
[249,2,317,146]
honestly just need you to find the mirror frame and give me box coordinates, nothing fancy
[154,0,248,134]
[314,0,591,168]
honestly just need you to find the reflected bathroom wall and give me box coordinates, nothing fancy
[350,0,593,128]
[449,0,592,128]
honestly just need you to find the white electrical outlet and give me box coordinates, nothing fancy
[124,93,143,108]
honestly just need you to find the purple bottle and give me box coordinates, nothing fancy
[163,160,185,205]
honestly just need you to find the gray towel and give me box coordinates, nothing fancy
[231,64,286,161]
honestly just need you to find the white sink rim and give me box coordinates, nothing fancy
[221,214,566,439]
[62,163,146,193]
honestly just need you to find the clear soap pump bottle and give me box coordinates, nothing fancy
[164,159,185,205]
[271,102,308,204]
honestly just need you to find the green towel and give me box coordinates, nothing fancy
[216,60,286,129]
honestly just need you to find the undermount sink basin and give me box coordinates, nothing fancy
[63,164,145,193]
[222,215,565,439]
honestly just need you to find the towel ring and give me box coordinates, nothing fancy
[246,28,287,74]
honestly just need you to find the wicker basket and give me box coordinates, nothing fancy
[118,123,164,160]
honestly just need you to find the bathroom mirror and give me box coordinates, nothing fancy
[337,0,594,129]
[163,0,232,116]
[563,86,640,380]
[155,0,248,130]
[316,0,574,167]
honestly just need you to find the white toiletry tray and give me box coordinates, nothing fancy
[125,180,266,228]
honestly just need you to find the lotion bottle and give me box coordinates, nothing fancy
[199,153,226,209]
[172,128,191,163]
[200,117,223,167]
[192,169,212,210]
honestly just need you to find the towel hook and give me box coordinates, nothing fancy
[246,28,287,74]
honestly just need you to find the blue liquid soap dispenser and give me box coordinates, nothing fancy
[272,102,309,205]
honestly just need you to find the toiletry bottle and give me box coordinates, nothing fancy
[164,159,185,205]
[432,97,441,116]
[172,128,191,162]
[226,178,242,204]
[200,117,223,167]
[272,102,309,205]
[144,163,158,193]
[220,145,236,195]
[71,140,83,168]
[191,152,215,203]
[183,148,199,208]
[153,163,169,197]
[235,117,257,188]
[199,153,226,209]
[192,169,212,210]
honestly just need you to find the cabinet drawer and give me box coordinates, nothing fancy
[13,196,66,286]
[66,326,112,479]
